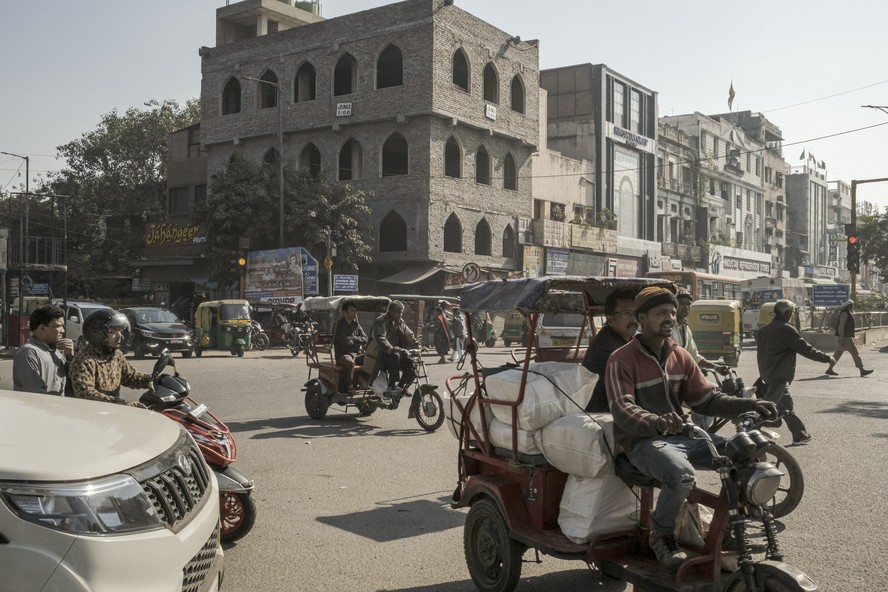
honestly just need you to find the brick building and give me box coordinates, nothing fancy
[198,0,539,294]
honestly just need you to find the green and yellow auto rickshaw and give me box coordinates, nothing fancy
[193,299,253,357]
[687,299,742,366]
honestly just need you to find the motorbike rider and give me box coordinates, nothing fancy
[605,286,777,568]
[369,300,419,397]
[69,309,152,407]
[333,301,368,394]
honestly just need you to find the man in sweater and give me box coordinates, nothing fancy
[825,299,873,377]
[605,286,776,568]
[581,288,638,412]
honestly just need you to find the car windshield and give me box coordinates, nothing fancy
[220,303,250,321]
[540,313,586,328]
[135,309,179,324]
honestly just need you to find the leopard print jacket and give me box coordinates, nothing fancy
[70,344,152,403]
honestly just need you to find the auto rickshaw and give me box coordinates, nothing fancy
[687,299,743,366]
[193,299,252,357]
[446,276,816,592]
[500,309,525,347]
[248,301,304,347]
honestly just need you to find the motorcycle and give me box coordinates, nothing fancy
[250,320,270,351]
[284,319,315,358]
[702,366,804,519]
[139,351,257,543]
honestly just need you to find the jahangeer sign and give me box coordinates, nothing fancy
[144,222,208,257]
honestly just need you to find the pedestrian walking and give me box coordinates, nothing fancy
[825,299,873,377]
[450,308,466,362]
[756,299,835,446]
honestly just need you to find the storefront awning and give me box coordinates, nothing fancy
[378,265,442,285]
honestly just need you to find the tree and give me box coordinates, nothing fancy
[198,152,373,286]
[41,99,199,295]
[857,208,888,282]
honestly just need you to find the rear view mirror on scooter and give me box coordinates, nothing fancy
[151,349,177,378]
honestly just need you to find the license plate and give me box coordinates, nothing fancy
[189,403,208,418]
[553,337,574,346]
[169,339,183,344]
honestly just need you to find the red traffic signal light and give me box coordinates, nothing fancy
[848,235,858,245]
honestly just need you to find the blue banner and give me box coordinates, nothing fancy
[812,284,850,307]
[301,247,319,295]
[333,274,359,292]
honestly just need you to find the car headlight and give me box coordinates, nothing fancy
[140,329,157,337]
[737,462,784,507]
[1,474,163,535]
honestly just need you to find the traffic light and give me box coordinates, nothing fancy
[847,233,860,273]
[228,250,239,274]
[237,250,248,276]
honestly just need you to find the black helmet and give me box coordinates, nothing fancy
[83,309,130,348]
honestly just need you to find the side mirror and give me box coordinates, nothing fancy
[151,349,175,378]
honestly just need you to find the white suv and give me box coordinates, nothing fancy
[57,301,116,350]
[0,391,224,592]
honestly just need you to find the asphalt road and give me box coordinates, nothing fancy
[1,338,886,591]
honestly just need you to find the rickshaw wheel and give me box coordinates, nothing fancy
[235,344,245,357]
[305,384,329,420]
[464,498,523,592]
[414,386,445,432]
[503,339,512,347]
[356,398,377,417]
[723,562,814,591]
[760,443,804,519]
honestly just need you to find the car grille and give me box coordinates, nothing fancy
[182,524,220,592]
[139,437,211,529]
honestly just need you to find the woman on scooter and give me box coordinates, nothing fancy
[69,309,152,407]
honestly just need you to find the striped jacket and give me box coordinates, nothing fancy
[605,336,756,454]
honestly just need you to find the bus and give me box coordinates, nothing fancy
[645,271,742,301]
[739,277,809,334]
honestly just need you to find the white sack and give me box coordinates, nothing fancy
[488,418,541,456]
[443,391,490,440]
[484,362,597,432]
[536,412,616,478]
[558,473,638,544]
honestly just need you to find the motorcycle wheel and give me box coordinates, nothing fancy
[414,386,445,432]
[290,346,301,358]
[305,383,329,419]
[235,344,245,358]
[182,350,193,358]
[485,338,496,348]
[724,562,816,591]
[760,443,804,519]
[503,339,512,347]
[356,398,377,417]
[254,333,269,351]
[464,498,523,592]
[219,491,257,543]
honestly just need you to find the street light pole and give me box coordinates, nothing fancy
[243,77,285,248]
[0,151,29,349]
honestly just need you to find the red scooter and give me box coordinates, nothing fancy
[140,351,257,543]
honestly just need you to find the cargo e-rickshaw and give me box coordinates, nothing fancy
[688,299,743,367]
[193,299,253,357]
[300,295,445,431]
[448,276,816,592]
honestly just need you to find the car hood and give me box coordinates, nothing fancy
[0,390,181,481]
[138,322,189,334]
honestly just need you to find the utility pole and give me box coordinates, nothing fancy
[0,151,29,348]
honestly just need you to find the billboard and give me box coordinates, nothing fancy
[244,247,304,304]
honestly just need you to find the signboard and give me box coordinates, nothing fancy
[812,284,851,307]
[132,278,151,292]
[462,262,482,283]
[336,102,352,117]
[31,283,50,295]
[523,245,545,278]
[333,274,358,292]
[244,247,304,304]
[144,222,209,257]
[545,248,569,275]
[301,248,319,295]
[485,104,497,121]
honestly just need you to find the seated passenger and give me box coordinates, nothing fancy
[332,301,368,394]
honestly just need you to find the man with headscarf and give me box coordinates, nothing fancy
[825,299,873,377]
[756,299,835,445]
[606,286,776,568]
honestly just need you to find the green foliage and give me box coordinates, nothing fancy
[41,99,199,294]
[858,209,888,282]
[198,152,373,286]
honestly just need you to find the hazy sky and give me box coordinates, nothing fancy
[3,0,887,209]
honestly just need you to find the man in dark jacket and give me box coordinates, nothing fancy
[333,301,368,394]
[369,300,419,393]
[581,289,638,412]
[825,299,873,377]
[756,299,835,445]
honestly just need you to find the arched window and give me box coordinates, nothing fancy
[259,70,278,109]
[503,153,517,191]
[222,78,241,115]
[475,146,491,185]
[444,136,461,178]
[376,44,403,89]
[510,75,525,114]
[263,148,279,167]
[338,139,362,181]
[443,213,462,253]
[502,225,516,258]
[300,143,321,178]
[294,62,316,102]
[483,63,499,104]
[381,132,408,176]
[333,53,357,96]
[379,210,407,252]
[452,48,469,92]
[475,218,492,256]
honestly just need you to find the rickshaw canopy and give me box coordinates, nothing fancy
[459,276,676,314]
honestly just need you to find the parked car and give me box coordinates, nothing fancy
[56,300,115,350]
[535,311,591,349]
[119,306,194,358]
[0,390,224,592]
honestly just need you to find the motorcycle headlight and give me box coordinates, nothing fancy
[1,474,163,535]
[737,462,784,507]
[223,325,232,333]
